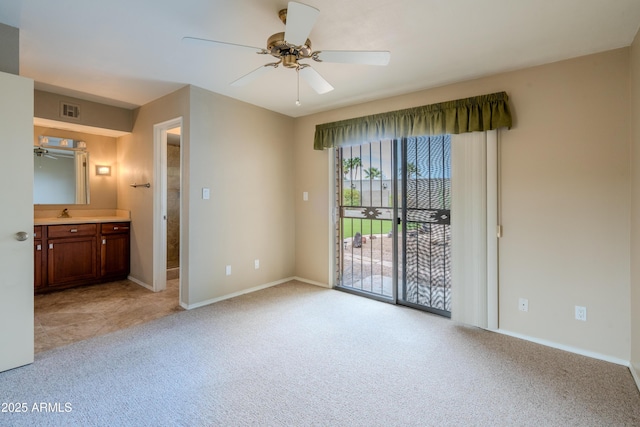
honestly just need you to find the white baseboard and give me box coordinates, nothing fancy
[128,275,153,291]
[182,277,296,310]
[497,329,629,367]
[293,276,331,288]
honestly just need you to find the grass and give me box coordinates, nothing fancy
[341,218,395,239]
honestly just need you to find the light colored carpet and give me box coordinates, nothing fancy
[1,281,639,426]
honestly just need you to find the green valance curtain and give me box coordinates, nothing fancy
[314,91,512,150]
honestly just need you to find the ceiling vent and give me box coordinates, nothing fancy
[60,102,80,120]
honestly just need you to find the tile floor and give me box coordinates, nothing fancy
[34,279,183,353]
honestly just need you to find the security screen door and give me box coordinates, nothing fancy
[337,136,452,317]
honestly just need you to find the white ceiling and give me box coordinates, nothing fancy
[2,0,640,118]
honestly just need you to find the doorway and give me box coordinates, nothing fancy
[336,135,452,317]
[166,127,181,281]
[153,118,183,299]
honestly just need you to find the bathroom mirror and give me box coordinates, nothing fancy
[33,140,90,205]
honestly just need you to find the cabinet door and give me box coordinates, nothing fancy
[101,233,130,279]
[48,237,98,285]
[34,240,44,289]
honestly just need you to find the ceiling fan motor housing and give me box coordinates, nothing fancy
[267,32,312,68]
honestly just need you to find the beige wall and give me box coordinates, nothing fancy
[33,126,118,211]
[116,87,189,289]
[117,85,295,307]
[185,86,295,306]
[630,29,640,374]
[35,90,133,133]
[294,48,631,360]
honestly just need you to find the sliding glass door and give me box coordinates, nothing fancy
[336,136,452,317]
[337,140,396,302]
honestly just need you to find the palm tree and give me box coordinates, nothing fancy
[351,157,362,180]
[342,157,362,180]
[406,162,421,179]
[364,167,383,180]
[342,158,352,180]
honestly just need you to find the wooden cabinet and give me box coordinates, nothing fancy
[100,222,130,279]
[34,221,130,293]
[34,226,44,289]
[47,223,99,287]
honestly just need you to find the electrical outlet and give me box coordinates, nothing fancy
[575,306,587,321]
[225,265,231,276]
[518,298,528,312]
[254,259,260,269]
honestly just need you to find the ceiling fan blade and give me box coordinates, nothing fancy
[182,36,264,53]
[284,2,319,46]
[230,64,275,87]
[300,66,334,94]
[315,50,391,66]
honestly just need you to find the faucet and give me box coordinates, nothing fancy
[58,208,71,218]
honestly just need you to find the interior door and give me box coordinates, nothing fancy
[0,71,34,372]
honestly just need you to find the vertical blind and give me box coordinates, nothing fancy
[314,91,512,150]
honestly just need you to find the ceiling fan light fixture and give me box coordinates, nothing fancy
[183,1,390,101]
[283,54,299,68]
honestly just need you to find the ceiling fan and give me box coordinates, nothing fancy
[182,1,390,102]
[34,147,57,159]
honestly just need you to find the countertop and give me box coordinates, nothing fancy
[34,217,131,226]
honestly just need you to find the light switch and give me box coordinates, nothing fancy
[303,191,309,201]
[202,187,210,200]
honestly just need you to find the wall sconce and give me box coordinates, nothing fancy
[95,165,111,176]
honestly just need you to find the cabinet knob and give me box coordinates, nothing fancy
[15,231,28,241]
[113,227,119,230]
[36,244,42,251]
[70,229,78,233]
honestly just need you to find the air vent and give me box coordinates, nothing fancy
[60,102,80,120]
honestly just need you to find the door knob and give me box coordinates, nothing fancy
[15,231,29,241]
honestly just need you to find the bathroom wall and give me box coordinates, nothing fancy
[33,126,118,212]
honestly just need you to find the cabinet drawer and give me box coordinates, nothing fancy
[47,223,97,238]
[34,226,42,239]
[101,222,130,234]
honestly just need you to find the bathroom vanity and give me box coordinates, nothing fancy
[34,217,130,293]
